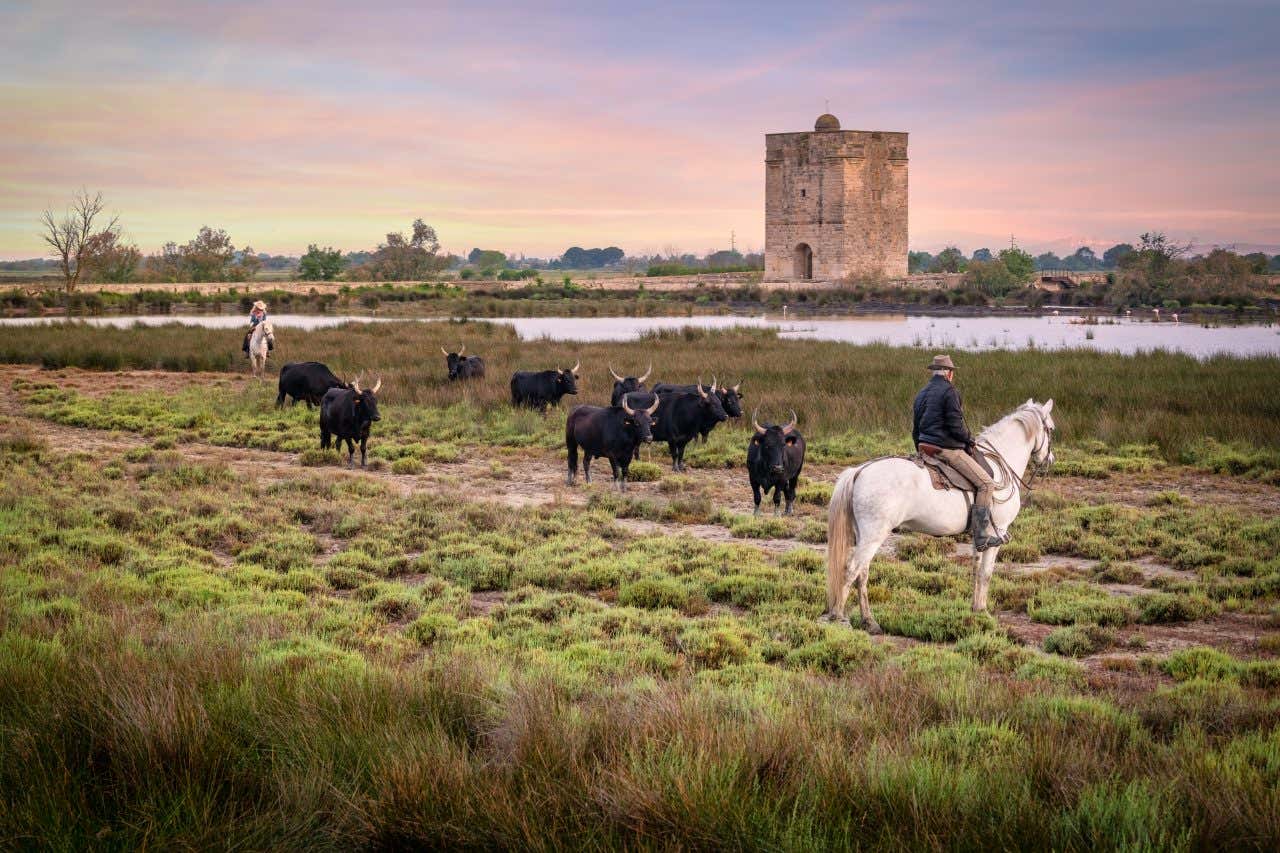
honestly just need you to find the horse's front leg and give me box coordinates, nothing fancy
[972,546,1000,613]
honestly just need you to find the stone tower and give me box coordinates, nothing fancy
[764,114,908,281]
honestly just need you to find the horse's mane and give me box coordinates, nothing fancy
[978,403,1041,443]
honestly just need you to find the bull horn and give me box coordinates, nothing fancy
[638,362,652,383]
[572,359,580,375]
[622,396,635,415]
[696,377,708,398]
[352,376,362,393]
[646,397,660,416]
[609,364,624,382]
[440,346,450,356]
[752,407,766,434]
[458,344,464,355]
[733,381,742,393]
[711,375,718,393]
[372,377,382,394]
[783,409,797,434]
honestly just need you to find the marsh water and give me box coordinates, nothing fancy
[3,313,1277,358]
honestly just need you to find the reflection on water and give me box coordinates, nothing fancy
[2,313,1277,358]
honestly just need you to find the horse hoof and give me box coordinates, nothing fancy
[817,612,850,626]
[863,621,883,636]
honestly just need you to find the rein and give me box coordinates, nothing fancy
[976,409,1054,503]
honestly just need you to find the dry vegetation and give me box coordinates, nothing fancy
[2,323,1279,848]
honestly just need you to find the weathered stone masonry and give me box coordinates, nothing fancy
[764,114,908,281]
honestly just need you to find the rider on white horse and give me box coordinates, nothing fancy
[912,354,1007,551]
[243,300,269,358]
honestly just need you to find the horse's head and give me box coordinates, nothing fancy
[1024,398,1055,470]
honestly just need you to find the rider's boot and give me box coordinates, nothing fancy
[970,506,1009,552]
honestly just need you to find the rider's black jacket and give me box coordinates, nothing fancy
[912,374,973,450]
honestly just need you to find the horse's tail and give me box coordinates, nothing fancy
[826,465,864,613]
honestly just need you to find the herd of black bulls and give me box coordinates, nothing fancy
[274,346,805,513]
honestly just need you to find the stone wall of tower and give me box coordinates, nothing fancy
[764,123,908,281]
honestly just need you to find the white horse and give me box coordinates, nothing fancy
[823,399,1056,632]
[248,321,274,379]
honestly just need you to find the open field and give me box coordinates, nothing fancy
[2,325,1279,848]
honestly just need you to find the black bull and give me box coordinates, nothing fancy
[747,412,805,515]
[565,397,661,490]
[625,387,728,471]
[510,363,580,410]
[277,361,347,408]
[320,381,382,468]
[609,363,653,406]
[441,346,485,381]
[651,380,744,439]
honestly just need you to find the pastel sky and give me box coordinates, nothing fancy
[2,0,1278,260]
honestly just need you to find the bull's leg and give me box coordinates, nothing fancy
[320,428,330,450]
[583,455,592,484]
[751,478,762,515]
[359,437,368,468]
[667,441,680,472]
[345,438,355,467]
[566,437,578,485]
[784,476,798,516]
[773,485,783,516]
[276,389,286,408]
[608,458,619,483]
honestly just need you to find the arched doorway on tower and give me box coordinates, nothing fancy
[794,243,814,280]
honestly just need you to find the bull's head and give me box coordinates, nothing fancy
[621,394,661,443]
[751,408,798,475]
[441,345,466,380]
[696,376,729,422]
[609,362,652,404]
[351,376,383,422]
[718,380,745,418]
[556,360,581,396]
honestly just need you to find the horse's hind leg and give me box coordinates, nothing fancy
[841,537,885,635]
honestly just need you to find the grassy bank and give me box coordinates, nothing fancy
[2,320,1279,472]
[2,419,1279,848]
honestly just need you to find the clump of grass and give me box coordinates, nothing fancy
[625,461,663,482]
[1043,624,1116,657]
[391,457,425,475]
[795,480,833,505]
[1133,592,1220,624]
[728,515,792,539]
[1027,582,1134,626]
[298,447,341,466]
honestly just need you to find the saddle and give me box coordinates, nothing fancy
[909,444,994,497]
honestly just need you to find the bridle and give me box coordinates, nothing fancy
[976,407,1055,504]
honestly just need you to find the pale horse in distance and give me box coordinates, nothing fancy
[249,321,275,379]
[823,399,1056,632]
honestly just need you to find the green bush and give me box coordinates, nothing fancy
[1043,624,1116,657]
[1027,583,1134,626]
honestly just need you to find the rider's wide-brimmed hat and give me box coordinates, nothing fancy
[927,354,956,371]
[252,300,267,311]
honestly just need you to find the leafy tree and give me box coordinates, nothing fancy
[40,189,116,293]
[999,247,1036,283]
[706,249,744,268]
[1271,255,1280,273]
[1061,246,1100,271]
[560,246,625,268]
[181,226,238,282]
[81,228,140,283]
[971,248,993,262]
[469,250,507,270]
[1035,252,1061,270]
[1241,252,1269,275]
[299,245,346,281]
[930,246,966,273]
[964,259,1019,296]
[366,219,448,280]
[1102,243,1135,268]
[908,251,934,273]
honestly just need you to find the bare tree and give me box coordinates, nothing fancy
[40,190,117,294]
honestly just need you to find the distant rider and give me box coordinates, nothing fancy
[912,354,1007,551]
[243,300,269,358]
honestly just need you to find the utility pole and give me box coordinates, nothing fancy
[731,230,736,253]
